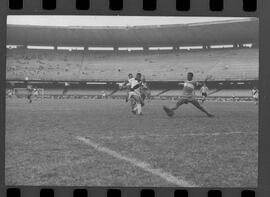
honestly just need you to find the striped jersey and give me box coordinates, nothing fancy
[127,78,139,89]
[182,80,196,97]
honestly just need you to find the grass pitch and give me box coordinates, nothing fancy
[5,98,258,187]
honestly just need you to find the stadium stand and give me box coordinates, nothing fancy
[66,89,109,96]
[209,89,251,97]
[6,48,258,82]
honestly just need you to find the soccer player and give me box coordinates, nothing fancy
[140,75,151,102]
[122,73,136,102]
[251,87,259,105]
[200,83,209,103]
[129,73,144,115]
[101,91,107,99]
[33,88,39,100]
[26,84,33,103]
[163,72,214,117]
[62,82,69,95]
[120,73,141,114]
[7,89,13,98]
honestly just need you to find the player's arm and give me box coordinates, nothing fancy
[251,90,254,97]
[178,81,184,86]
[120,80,129,89]
[198,75,212,86]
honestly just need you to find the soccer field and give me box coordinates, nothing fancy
[5,98,258,187]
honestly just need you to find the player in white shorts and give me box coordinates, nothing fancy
[163,72,214,117]
[121,73,143,115]
[121,73,137,101]
[251,87,259,105]
[200,83,209,103]
[33,88,39,100]
[26,84,33,103]
[7,89,13,98]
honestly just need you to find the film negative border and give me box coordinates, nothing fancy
[1,0,270,197]
[8,0,258,12]
[5,188,257,197]
[5,0,257,15]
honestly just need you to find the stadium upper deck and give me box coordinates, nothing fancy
[6,17,258,82]
[7,48,258,81]
[7,18,258,47]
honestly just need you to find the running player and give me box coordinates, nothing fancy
[26,84,33,103]
[200,83,209,103]
[63,82,69,95]
[7,89,13,98]
[33,88,39,100]
[129,73,144,115]
[251,87,259,105]
[101,91,107,99]
[140,75,151,102]
[163,72,214,117]
[121,73,136,102]
[120,73,141,114]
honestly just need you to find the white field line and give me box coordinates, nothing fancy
[76,136,197,187]
[90,131,258,140]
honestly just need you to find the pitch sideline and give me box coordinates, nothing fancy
[76,136,197,187]
[85,131,257,140]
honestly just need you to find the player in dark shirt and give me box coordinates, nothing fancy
[163,72,214,117]
[26,85,33,103]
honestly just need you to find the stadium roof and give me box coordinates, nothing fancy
[7,18,258,47]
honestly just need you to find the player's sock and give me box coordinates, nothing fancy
[131,104,137,114]
[137,104,142,115]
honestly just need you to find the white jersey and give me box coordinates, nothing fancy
[252,89,258,98]
[33,89,38,96]
[200,86,208,93]
[127,78,139,89]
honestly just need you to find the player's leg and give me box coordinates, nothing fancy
[137,103,142,115]
[134,95,143,115]
[171,98,187,110]
[140,93,145,107]
[201,93,206,103]
[27,94,32,103]
[255,97,258,105]
[62,87,68,95]
[126,91,129,102]
[130,96,137,114]
[163,98,186,117]
[190,99,214,117]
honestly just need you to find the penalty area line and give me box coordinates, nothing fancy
[76,136,197,187]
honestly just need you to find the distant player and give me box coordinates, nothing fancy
[140,75,151,102]
[101,91,107,99]
[7,89,13,98]
[26,84,33,103]
[232,94,235,102]
[251,87,259,105]
[33,88,39,100]
[122,73,136,102]
[63,82,69,95]
[129,73,145,115]
[121,73,143,103]
[163,72,214,118]
[200,83,209,103]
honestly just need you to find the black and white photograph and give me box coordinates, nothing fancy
[5,16,258,187]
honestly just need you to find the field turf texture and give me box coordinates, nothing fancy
[5,98,258,187]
